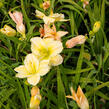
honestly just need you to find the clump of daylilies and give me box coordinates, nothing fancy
[0,1,101,108]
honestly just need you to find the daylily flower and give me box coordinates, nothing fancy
[35,9,69,25]
[66,86,89,109]
[81,0,90,9]
[66,35,87,48]
[30,37,63,66]
[14,53,50,86]
[39,24,68,40]
[30,86,41,109]
[0,25,16,37]
[9,11,26,39]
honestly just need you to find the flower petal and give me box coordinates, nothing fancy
[31,37,46,56]
[24,54,39,74]
[44,38,63,57]
[35,10,45,19]
[27,74,40,86]
[38,60,50,76]
[56,31,68,40]
[14,65,30,78]
[50,54,63,66]
[43,16,55,25]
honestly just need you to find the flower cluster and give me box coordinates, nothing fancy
[0,0,101,108]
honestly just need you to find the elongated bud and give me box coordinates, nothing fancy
[92,21,101,33]
[9,11,26,39]
[0,25,16,37]
[30,86,41,109]
[16,23,25,38]
[66,35,87,48]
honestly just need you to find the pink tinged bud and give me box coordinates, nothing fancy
[66,35,86,48]
[9,11,25,37]
[9,11,23,25]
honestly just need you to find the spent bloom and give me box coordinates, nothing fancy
[14,53,50,86]
[39,24,68,40]
[9,11,26,39]
[30,86,41,109]
[35,9,69,25]
[0,25,16,37]
[66,35,87,48]
[41,0,50,10]
[31,37,63,66]
[66,86,89,109]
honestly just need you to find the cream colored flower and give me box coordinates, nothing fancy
[39,24,68,40]
[30,37,63,66]
[66,35,87,48]
[14,53,50,86]
[0,25,16,37]
[35,10,69,25]
[30,86,41,109]
[9,11,26,39]
[66,86,89,109]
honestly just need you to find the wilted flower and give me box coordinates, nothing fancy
[39,24,68,40]
[35,9,69,25]
[42,0,50,10]
[0,25,16,37]
[66,86,89,109]
[81,0,90,9]
[31,37,63,66]
[9,11,26,39]
[30,86,42,109]
[14,53,50,86]
[66,35,87,48]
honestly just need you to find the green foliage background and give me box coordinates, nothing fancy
[0,0,109,109]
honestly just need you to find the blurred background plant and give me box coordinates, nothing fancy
[0,0,109,109]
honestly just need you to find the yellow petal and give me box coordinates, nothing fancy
[31,37,46,56]
[38,60,50,76]
[14,65,30,78]
[56,31,68,40]
[44,38,63,57]
[24,54,39,74]
[27,74,40,86]
[43,16,55,25]
[35,10,45,19]
[50,55,63,66]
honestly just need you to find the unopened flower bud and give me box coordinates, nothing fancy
[92,21,101,33]
[0,25,16,37]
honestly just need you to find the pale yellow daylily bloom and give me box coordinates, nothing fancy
[39,24,68,40]
[0,25,16,37]
[9,11,26,39]
[14,53,50,86]
[30,37,63,66]
[35,9,69,25]
[30,86,41,109]
[66,35,87,48]
[66,86,89,109]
